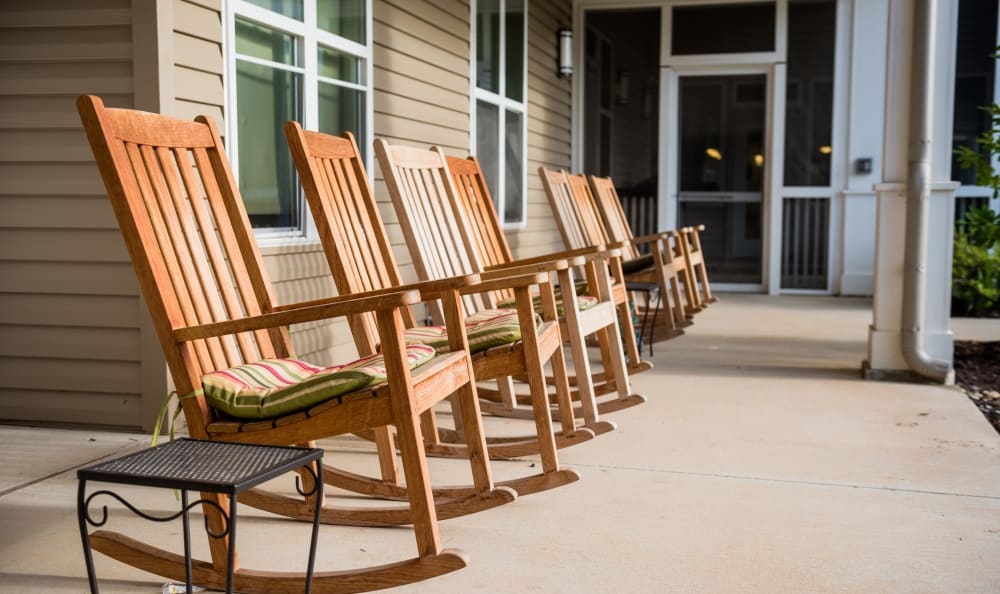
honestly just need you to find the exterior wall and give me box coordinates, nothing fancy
[515,0,574,258]
[0,0,584,429]
[0,0,149,428]
[371,0,472,286]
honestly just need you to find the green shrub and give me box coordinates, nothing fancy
[952,206,1000,315]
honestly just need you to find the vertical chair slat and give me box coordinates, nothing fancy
[172,147,252,365]
[191,147,278,360]
[126,142,216,374]
[148,146,230,371]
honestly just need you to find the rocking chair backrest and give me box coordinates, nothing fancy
[442,153,516,305]
[587,175,643,262]
[76,95,291,435]
[283,123,412,355]
[374,140,493,318]
[539,167,609,251]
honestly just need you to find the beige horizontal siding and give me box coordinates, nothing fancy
[510,0,573,259]
[0,0,147,428]
[0,388,141,427]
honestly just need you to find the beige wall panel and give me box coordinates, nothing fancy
[375,112,468,150]
[0,129,95,163]
[0,262,138,296]
[426,0,469,17]
[0,62,133,95]
[1,357,139,394]
[173,31,223,74]
[375,92,468,132]
[0,325,140,361]
[374,66,469,113]
[0,26,132,62]
[0,229,128,263]
[173,0,222,43]
[173,99,224,126]
[0,294,139,328]
[372,21,467,77]
[0,0,130,28]
[503,0,572,259]
[0,163,111,195]
[0,389,141,427]
[262,247,335,284]
[0,196,116,229]
[0,95,129,128]
[184,0,221,12]
[0,1,148,426]
[377,2,467,59]
[174,65,224,106]
[373,44,468,93]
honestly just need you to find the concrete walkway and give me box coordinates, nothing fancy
[1,294,998,593]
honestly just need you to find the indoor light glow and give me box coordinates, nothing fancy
[818,145,832,155]
[705,147,722,160]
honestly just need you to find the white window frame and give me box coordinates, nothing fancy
[224,0,374,244]
[470,0,529,230]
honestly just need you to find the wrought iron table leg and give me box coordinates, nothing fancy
[77,479,99,594]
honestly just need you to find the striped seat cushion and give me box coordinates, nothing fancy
[498,293,599,317]
[201,345,436,420]
[403,308,538,355]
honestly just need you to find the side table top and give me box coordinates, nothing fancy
[77,438,323,494]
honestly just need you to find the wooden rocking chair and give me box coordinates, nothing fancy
[677,225,718,309]
[587,176,716,314]
[285,124,585,495]
[538,166,685,345]
[77,94,513,592]
[442,153,648,420]
[587,175,697,324]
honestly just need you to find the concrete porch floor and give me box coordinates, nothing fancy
[1,294,998,593]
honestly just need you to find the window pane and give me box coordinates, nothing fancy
[505,0,524,101]
[476,100,500,209]
[236,18,296,65]
[477,0,500,93]
[319,82,365,141]
[317,0,365,44]
[672,3,775,55]
[783,0,836,186]
[504,110,524,222]
[244,0,303,21]
[318,46,361,83]
[951,0,998,184]
[237,61,302,228]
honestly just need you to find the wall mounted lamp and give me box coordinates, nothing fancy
[557,28,573,78]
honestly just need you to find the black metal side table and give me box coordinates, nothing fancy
[77,438,324,594]
[625,280,661,355]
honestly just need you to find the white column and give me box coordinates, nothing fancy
[866,0,958,378]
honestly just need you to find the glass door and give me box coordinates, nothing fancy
[677,74,766,286]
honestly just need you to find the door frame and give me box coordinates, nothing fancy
[661,63,783,293]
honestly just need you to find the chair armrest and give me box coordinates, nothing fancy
[269,274,481,310]
[479,259,570,278]
[460,272,550,296]
[630,232,671,245]
[173,289,422,342]
[486,245,608,268]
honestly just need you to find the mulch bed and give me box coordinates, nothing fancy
[954,340,1000,434]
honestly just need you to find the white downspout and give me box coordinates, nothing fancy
[902,0,953,383]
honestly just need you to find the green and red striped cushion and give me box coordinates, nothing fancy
[403,308,538,354]
[201,345,436,420]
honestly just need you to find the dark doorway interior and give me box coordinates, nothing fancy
[583,9,661,241]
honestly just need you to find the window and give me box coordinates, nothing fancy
[472,0,527,227]
[783,0,836,186]
[227,0,370,235]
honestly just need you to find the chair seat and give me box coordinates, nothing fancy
[201,345,437,420]
[404,308,539,355]
[621,253,655,275]
[497,293,599,318]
